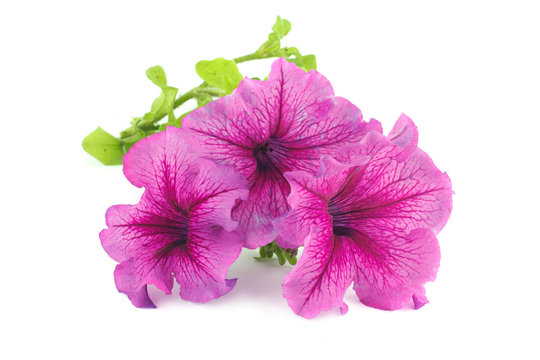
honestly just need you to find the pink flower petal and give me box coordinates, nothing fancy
[337,130,453,235]
[283,227,352,319]
[351,228,440,310]
[114,259,155,308]
[388,113,418,159]
[275,155,368,249]
[101,204,135,263]
[175,224,242,303]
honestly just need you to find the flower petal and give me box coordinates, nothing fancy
[178,156,249,232]
[101,204,136,263]
[114,259,155,308]
[122,126,198,197]
[337,130,453,235]
[351,228,440,310]
[231,171,289,248]
[388,113,418,159]
[237,58,378,166]
[174,224,242,303]
[275,156,369,249]
[283,227,352,319]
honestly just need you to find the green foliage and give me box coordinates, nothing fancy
[159,110,192,131]
[146,65,168,87]
[255,241,299,266]
[291,54,317,72]
[271,16,292,39]
[256,16,291,58]
[141,66,178,123]
[82,127,125,165]
[256,17,317,72]
[83,16,316,166]
[196,92,214,107]
[195,58,243,94]
[121,129,147,153]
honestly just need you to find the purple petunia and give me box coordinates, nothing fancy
[275,114,453,318]
[180,58,380,249]
[100,127,248,308]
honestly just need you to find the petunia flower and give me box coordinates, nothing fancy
[180,58,381,249]
[276,114,453,318]
[100,127,249,308]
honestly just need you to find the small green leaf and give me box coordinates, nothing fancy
[282,250,294,266]
[281,47,301,58]
[276,249,286,265]
[285,53,317,72]
[195,58,243,94]
[288,256,297,265]
[142,85,178,123]
[145,66,168,88]
[271,16,291,39]
[141,66,178,124]
[294,54,317,72]
[256,16,292,58]
[82,127,124,165]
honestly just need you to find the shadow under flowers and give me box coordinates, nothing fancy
[223,249,295,305]
[146,248,299,310]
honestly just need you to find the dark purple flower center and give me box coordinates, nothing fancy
[253,139,288,174]
[152,209,190,261]
[328,197,356,238]
[253,143,276,173]
[327,195,386,260]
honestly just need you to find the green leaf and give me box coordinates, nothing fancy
[288,256,297,265]
[82,127,124,165]
[145,66,168,88]
[271,16,291,39]
[142,86,178,122]
[141,66,178,124]
[292,54,317,72]
[256,16,292,58]
[281,46,301,58]
[195,58,243,94]
[276,249,286,265]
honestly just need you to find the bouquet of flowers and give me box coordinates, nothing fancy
[84,17,452,318]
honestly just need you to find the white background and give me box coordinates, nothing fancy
[1,0,539,359]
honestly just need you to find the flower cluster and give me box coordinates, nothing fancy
[101,58,452,317]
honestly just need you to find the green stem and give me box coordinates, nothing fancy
[120,51,281,140]
[173,85,225,108]
[120,84,224,139]
[233,53,260,63]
